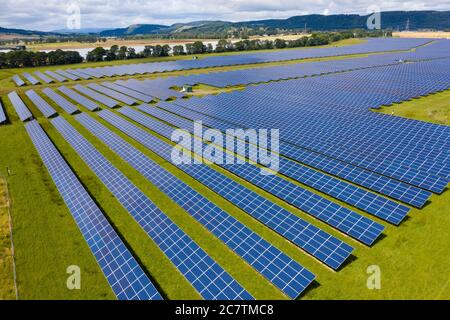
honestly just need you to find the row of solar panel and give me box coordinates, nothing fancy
[13,95,257,300]
[13,38,437,87]
[10,88,350,299]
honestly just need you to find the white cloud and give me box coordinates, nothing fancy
[0,0,448,31]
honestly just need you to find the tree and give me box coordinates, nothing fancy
[274,38,287,49]
[86,47,106,62]
[191,41,206,54]
[127,47,137,59]
[117,46,128,60]
[173,45,185,55]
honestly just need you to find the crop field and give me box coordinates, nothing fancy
[0,37,449,300]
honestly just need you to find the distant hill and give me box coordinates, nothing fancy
[2,10,449,39]
[99,24,169,37]
[236,11,450,31]
[97,10,450,36]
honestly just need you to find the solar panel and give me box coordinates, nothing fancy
[34,71,54,84]
[45,70,68,82]
[51,116,252,300]
[23,72,40,85]
[102,82,154,103]
[25,120,163,300]
[25,90,58,118]
[7,91,33,122]
[42,88,79,115]
[99,110,354,270]
[155,101,433,208]
[57,86,100,111]
[76,112,315,298]
[139,104,410,225]
[0,100,6,124]
[87,83,137,105]
[73,85,120,108]
[12,75,25,87]
[121,106,386,243]
[55,69,79,81]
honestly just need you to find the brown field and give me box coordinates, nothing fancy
[393,31,450,39]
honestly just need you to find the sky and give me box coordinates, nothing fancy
[0,0,449,31]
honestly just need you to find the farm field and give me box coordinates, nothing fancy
[0,37,449,301]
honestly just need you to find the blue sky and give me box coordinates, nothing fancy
[1,0,449,31]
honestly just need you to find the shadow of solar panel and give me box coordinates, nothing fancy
[7,91,33,122]
[100,109,354,270]
[25,120,162,300]
[51,116,252,300]
[76,112,315,298]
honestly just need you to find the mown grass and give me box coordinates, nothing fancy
[0,177,15,299]
[0,41,448,300]
[376,90,450,126]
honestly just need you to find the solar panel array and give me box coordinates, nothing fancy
[7,91,33,122]
[55,69,79,81]
[51,115,253,300]
[137,104,411,225]
[156,101,432,208]
[42,88,79,115]
[25,120,163,300]
[47,38,429,81]
[57,86,100,111]
[25,90,58,118]
[161,58,450,195]
[99,109,354,270]
[119,106,386,244]
[75,112,316,298]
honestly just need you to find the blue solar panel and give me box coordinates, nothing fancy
[0,100,6,124]
[12,75,25,87]
[51,116,252,300]
[55,69,79,81]
[138,104,410,225]
[87,83,137,105]
[34,71,54,84]
[7,91,33,122]
[57,86,100,111]
[73,85,120,108]
[45,70,68,82]
[42,88,79,115]
[101,82,154,103]
[25,90,58,118]
[120,106,386,242]
[25,120,163,300]
[75,112,315,298]
[98,109,354,270]
[58,38,431,80]
[23,72,40,85]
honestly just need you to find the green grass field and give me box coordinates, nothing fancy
[0,39,448,300]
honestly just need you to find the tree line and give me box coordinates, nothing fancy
[86,31,391,62]
[0,49,83,68]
